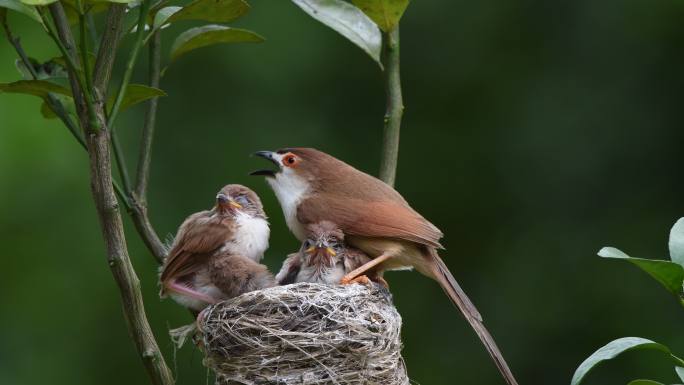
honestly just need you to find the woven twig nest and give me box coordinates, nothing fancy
[197,282,408,385]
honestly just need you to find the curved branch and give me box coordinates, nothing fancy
[132,30,166,264]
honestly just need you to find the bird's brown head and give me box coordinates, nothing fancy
[301,221,345,263]
[250,148,351,199]
[215,184,265,218]
[250,148,332,178]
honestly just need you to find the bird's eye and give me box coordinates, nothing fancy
[236,195,249,206]
[282,154,298,167]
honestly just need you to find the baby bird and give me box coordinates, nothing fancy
[160,184,274,312]
[276,221,383,286]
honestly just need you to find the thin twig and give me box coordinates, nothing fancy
[132,30,166,264]
[107,0,151,213]
[108,0,152,128]
[47,8,174,385]
[378,28,403,188]
[44,3,101,133]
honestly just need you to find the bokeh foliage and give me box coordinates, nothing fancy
[1,0,684,384]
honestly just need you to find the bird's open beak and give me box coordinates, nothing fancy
[217,193,242,211]
[250,151,279,177]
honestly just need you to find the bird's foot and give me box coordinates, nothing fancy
[340,274,371,286]
[373,276,389,289]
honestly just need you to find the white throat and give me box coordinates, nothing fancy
[224,211,270,261]
[267,169,310,241]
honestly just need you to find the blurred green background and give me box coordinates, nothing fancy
[2,0,684,384]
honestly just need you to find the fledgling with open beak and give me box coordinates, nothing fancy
[251,148,518,385]
[275,221,379,285]
[159,184,274,313]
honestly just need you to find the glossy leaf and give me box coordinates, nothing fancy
[0,80,71,98]
[19,0,57,5]
[0,0,41,23]
[670,218,684,267]
[170,25,264,62]
[107,84,167,111]
[572,337,671,385]
[626,381,665,385]
[351,0,409,32]
[598,247,684,300]
[291,0,381,64]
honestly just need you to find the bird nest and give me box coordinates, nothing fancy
[196,282,408,385]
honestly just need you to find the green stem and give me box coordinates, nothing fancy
[378,27,404,188]
[107,0,152,128]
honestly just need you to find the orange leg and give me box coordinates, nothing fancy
[341,254,393,284]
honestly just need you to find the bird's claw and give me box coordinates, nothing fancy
[340,274,371,286]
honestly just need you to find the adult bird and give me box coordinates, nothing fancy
[251,148,518,385]
[159,184,274,313]
[276,220,380,286]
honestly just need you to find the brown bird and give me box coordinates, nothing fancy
[276,221,381,285]
[159,184,274,313]
[251,148,518,385]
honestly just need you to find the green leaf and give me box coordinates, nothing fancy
[0,80,71,98]
[40,94,75,119]
[676,366,684,382]
[598,247,684,299]
[291,0,381,65]
[19,0,58,5]
[572,337,671,385]
[107,84,166,111]
[670,218,684,267]
[152,6,181,29]
[170,25,264,62]
[0,0,41,23]
[626,381,665,385]
[350,0,410,32]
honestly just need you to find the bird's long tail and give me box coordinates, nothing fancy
[429,249,519,385]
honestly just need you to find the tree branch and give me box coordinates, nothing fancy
[47,8,174,385]
[93,5,125,91]
[378,28,403,188]
[132,30,166,264]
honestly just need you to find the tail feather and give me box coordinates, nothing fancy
[430,251,519,385]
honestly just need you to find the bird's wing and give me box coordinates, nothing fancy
[275,253,303,285]
[160,211,233,283]
[342,248,372,273]
[208,252,275,298]
[297,194,444,249]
